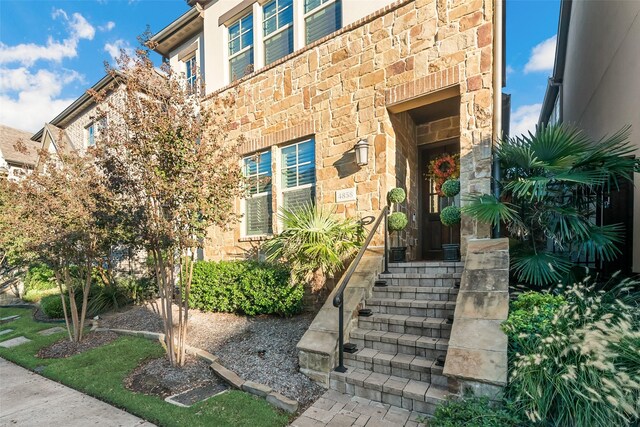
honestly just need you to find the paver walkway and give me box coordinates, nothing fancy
[0,357,154,426]
[290,389,427,427]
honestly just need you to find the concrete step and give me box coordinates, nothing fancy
[329,368,451,415]
[365,299,456,318]
[387,263,463,275]
[349,328,449,359]
[377,273,461,287]
[372,286,458,301]
[358,314,452,337]
[344,348,448,387]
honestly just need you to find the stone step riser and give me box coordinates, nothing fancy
[343,357,449,386]
[371,291,457,301]
[387,266,463,275]
[357,319,452,337]
[350,338,447,359]
[367,305,454,319]
[378,277,460,287]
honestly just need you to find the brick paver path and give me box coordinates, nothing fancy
[290,389,428,427]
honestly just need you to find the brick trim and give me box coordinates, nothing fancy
[385,65,461,105]
[239,120,315,154]
[203,0,414,101]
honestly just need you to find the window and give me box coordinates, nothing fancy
[304,0,341,44]
[263,0,294,65]
[281,139,315,210]
[229,13,254,81]
[185,55,197,91]
[86,123,95,147]
[243,151,272,236]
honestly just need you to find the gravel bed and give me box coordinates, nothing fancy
[37,331,119,358]
[101,300,326,407]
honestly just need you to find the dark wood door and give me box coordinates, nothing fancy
[599,178,634,275]
[419,141,460,260]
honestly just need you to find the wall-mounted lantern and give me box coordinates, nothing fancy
[354,139,369,166]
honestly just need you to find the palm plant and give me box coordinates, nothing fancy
[463,124,636,288]
[262,204,365,292]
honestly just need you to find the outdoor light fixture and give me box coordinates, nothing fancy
[354,139,369,166]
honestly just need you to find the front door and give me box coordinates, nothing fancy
[419,141,460,260]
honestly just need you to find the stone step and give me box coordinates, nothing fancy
[365,298,456,318]
[349,328,449,359]
[344,348,448,387]
[372,286,458,301]
[389,261,464,268]
[378,273,461,287]
[329,368,450,415]
[387,264,463,275]
[358,314,452,337]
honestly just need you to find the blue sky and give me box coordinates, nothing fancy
[1,0,560,134]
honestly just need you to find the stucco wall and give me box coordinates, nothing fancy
[561,0,640,272]
[201,0,496,261]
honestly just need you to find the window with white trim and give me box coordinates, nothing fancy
[229,13,254,81]
[263,0,294,65]
[304,0,341,44]
[281,138,315,211]
[243,150,272,236]
[185,55,197,91]
[86,122,95,147]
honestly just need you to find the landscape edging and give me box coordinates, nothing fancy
[94,324,299,414]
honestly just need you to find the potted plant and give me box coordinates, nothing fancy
[387,188,408,262]
[440,179,461,261]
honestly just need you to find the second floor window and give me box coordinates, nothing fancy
[86,123,95,147]
[304,0,341,44]
[244,151,273,236]
[185,55,197,91]
[229,13,254,81]
[263,0,294,65]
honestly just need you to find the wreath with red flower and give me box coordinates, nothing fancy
[426,153,460,196]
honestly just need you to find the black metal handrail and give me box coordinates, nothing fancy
[333,205,390,373]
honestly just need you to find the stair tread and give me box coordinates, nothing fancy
[379,273,462,279]
[351,327,449,349]
[359,314,450,326]
[366,298,456,309]
[330,368,450,401]
[345,347,443,371]
[373,286,458,293]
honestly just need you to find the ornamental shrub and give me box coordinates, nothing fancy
[441,179,460,197]
[387,187,406,205]
[24,263,57,292]
[430,393,526,427]
[387,212,408,233]
[189,260,303,316]
[440,205,461,226]
[40,294,69,319]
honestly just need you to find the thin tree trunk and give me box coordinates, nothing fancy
[55,269,72,342]
[78,255,93,342]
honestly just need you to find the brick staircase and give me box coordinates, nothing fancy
[328,261,464,415]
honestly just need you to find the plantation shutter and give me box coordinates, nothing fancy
[230,49,254,81]
[246,195,273,235]
[305,0,342,44]
[283,187,315,211]
[281,138,315,211]
[265,27,294,64]
[244,151,272,236]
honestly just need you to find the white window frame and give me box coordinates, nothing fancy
[241,150,273,238]
[263,0,294,64]
[303,0,341,43]
[185,54,197,92]
[277,138,316,230]
[228,12,254,81]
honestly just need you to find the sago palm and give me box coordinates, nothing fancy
[463,124,636,288]
[263,204,364,292]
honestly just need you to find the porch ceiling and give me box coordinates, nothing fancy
[408,96,460,125]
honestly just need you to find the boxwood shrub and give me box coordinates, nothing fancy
[189,261,303,316]
[40,294,69,319]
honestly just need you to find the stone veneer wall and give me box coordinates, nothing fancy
[202,0,495,260]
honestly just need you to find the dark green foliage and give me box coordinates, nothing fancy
[387,187,406,204]
[462,124,637,288]
[430,393,526,427]
[24,263,57,291]
[387,212,408,233]
[40,294,69,319]
[441,179,460,197]
[86,283,132,316]
[190,261,303,316]
[439,205,461,226]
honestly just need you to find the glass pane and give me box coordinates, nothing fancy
[241,29,253,49]
[246,195,272,235]
[264,27,294,64]
[298,163,315,186]
[283,188,315,211]
[264,0,277,20]
[279,5,293,26]
[281,145,297,168]
[305,0,322,13]
[230,48,254,81]
[282,167,297,189]
[305,1,341,44]
[229,22,240,39]
[298,140,315,163]
[229,37,240,55]
[258,151,271,174]
[242,14,253,31]
[264,16,277,36]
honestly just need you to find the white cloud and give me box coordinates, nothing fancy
[524,35,557,74]
[104,39,135,62]
[506,65,515,75]
[99,21,116,32]
[0,9,94,66]
[0,68,83,132]
[510,103,542,137]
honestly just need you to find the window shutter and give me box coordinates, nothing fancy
[265,27,294,64]
[246,195,272,236]
[230,48,254,81]
[283,187,315,211]
[305,1,341,44]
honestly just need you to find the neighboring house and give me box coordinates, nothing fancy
[0,125,40,181]
[152,0,507,262]
[539,0,640,274]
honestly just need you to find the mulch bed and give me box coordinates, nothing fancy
[36,331,119,359]
[124,355,221,398]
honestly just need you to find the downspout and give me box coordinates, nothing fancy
[491,0,504,238]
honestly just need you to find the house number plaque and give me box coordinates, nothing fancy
[336,188,357,203]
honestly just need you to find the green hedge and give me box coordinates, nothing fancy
[40,294,69,319]
[24,263,57,291]
[189,261,303,316]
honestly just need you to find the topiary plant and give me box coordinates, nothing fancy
[388,212,408,233]
[441,179,460,197]
[387,188,406,205]
[440,205,461,226]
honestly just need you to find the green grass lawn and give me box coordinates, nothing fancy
[0,307,290,427]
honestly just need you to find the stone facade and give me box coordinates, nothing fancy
[202,0,496,261]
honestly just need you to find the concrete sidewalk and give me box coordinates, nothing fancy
[0,357,155,426]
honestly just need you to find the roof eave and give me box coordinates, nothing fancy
[150,7,203,57]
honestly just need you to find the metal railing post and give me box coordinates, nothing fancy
[383,206,390,274]
[336,302,346,373]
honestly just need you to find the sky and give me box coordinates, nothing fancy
[0,0,560,135]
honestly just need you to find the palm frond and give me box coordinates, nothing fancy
[574,223,624,262]
[511,249,572,287]
[461,194,517,227]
